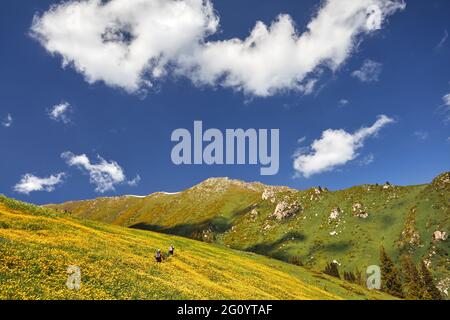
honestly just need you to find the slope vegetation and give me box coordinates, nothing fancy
[48,173,450,293]
[0,195,391,300]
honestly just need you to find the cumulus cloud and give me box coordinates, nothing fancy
[31,0,218,93]
[61,152,139,193]
[352,59,383,82]
[49,102,72,124]
[31,0,405,97]
[14,173,65,195]
[293,115,394,177]
[2,114,13,128]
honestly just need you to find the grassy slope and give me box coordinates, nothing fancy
[0,196,392,300]
[48,174,450,285]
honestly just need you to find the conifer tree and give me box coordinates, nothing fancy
[323,262,340,279]
[380,246,404,297]
[420,261,442,300]
[400,255,425,299]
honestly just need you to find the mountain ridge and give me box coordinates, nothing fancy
[47,172,450,297]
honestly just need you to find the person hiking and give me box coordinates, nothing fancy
[155,249,162,263]
[168,245,174,256]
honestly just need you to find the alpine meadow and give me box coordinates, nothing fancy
[1,0,450,304]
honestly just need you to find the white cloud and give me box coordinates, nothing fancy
[444,93,450,106]
[2,114,13,128]
[127,175,141,187]
[413,130,429,141]
[352,59,383,82]
[14,173,65,195]
[31,0,218,93]
[442,93,450,122]
[31,0,405,97]
[339,99,350,106]
[61,152,139,193]
[359,153,375,166]
[297,136,307,144]
[49,102,72,124]
[293,115,394,177]
[436,30,448,50]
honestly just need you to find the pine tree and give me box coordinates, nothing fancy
[400,255,426,299]
[420,261,442,300]
[323,262,340,279]
[344,271,357,283]
[380,246,404,298]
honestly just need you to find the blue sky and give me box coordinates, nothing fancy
[0,0,449,204]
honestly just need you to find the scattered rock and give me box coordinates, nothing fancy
[328,207,341,223]
[332,259,341,266]
[250,208,259,221]
[313,186,328,195]
[431,172,450,191]
[263,223,272,231]
[423,259,432,269]
[352,202,369,219]
[262,188,276,203]
[437,277,450,297]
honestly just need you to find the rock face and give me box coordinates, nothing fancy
[433,230,448,242]
[272,200,302,220]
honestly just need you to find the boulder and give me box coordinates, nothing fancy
[272,200,302,220]
[328,207,341,222]
[433,230,448,242]
[352,202,369,219]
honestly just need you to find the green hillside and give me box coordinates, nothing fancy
[48,173,450,297]
[0,195,393,300]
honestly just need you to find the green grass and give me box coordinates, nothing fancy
[48,174,449,288]
[0,195,393,300]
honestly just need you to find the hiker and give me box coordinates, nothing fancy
[168,245,174,256]
[155,249,162,263]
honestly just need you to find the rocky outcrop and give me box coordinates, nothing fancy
[431,172,450,191]
[382,182,392,190]
[250,208,259,221]
[437,277,450,297]
[262,188,276,203]
[328,207,341,223]
[272,200,302,220]
[352,202,369,219]
[433,230,448,242]
[399,207,421,247]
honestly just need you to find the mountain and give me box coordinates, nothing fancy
[0,195,392,300]
[47,173,450,297]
